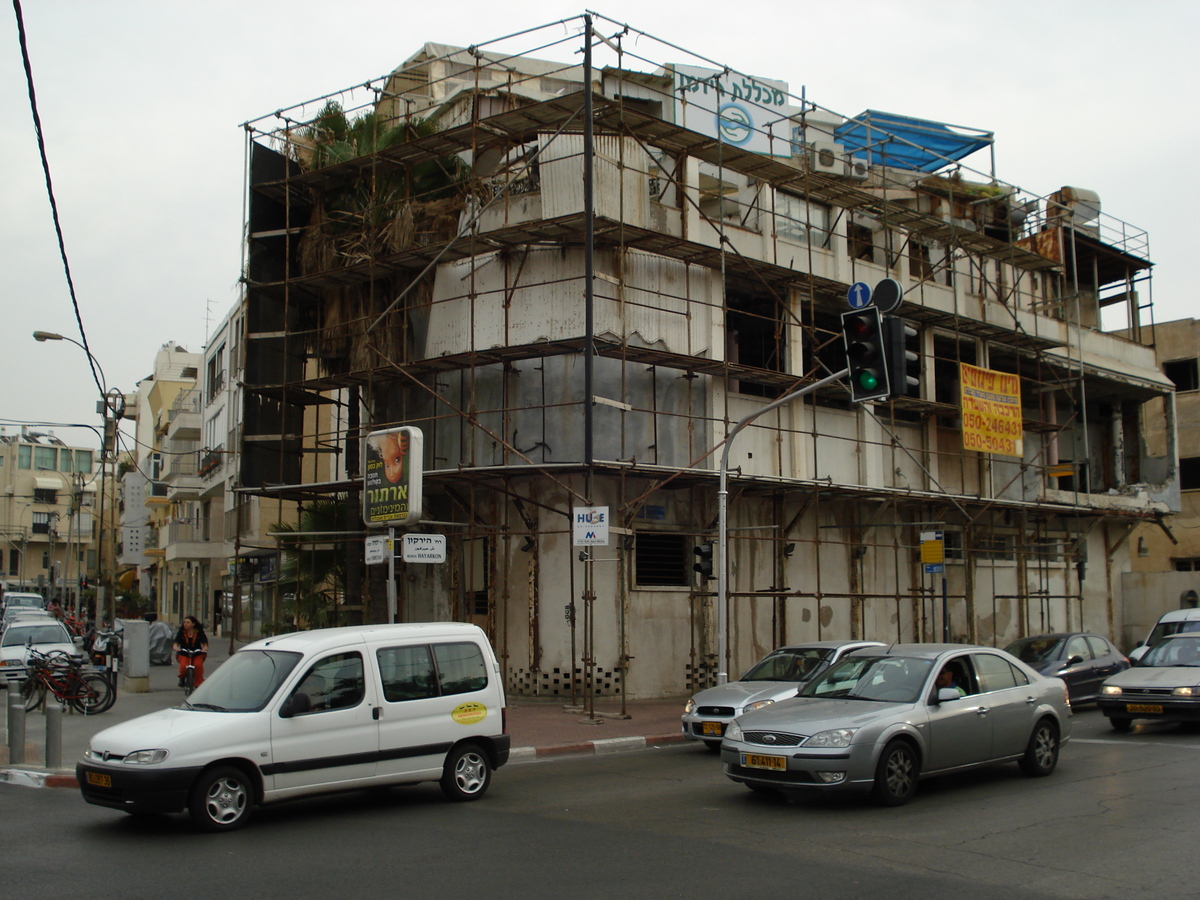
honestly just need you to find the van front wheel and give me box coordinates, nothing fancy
[440,743,491,802]
[189,765,253,832]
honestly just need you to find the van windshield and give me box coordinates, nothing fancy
[184,649,301,712]
[1147,620,1200,648]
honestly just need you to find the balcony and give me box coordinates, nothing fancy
[167,388,202,441]
[164,448,202,500]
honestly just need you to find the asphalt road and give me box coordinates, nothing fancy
[8,707,1200,900]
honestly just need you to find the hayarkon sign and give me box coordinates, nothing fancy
[363,426,424,526]
[959,364,1023,458]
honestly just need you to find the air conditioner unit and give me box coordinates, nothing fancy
[846,155,869,180]
[809,141,845,175]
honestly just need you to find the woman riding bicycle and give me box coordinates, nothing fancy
[173,616,209,688]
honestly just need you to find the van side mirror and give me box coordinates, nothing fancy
[279,692,312,718]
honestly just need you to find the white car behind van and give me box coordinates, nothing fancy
[1129,608,1200,662]
[77,622,510,831]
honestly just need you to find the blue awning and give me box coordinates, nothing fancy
[834,110,993,173]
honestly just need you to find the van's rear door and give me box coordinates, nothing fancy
[372,640,498,782]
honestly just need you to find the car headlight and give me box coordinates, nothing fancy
[725,720,743,742]
[743,699,775,713]
[123,749,169,765]
[684,698,696,715]
[1101,685,1123,696]
[802,728,858,749]
[1172,686,1200,698]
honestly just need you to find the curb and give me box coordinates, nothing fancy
[2,732,688,789]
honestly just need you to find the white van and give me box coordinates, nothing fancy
[77,623,510,831]
[1129,608,1200,662]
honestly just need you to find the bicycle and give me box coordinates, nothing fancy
[20,647,116,715]
[177,647,207,696]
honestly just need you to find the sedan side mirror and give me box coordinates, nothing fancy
[1066,655,1084,667]
[934,687,961,704]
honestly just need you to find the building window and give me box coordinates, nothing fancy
[774,192,831,247]
[727,287,785,398]
[59,449,73,471]
[848,223,874,262]
[1181,457,1200,491]
[1173,558,1200,572]
[8,549,19,576]
[32,512,53,535]
[74,450,93,473]
[206,345,226,403]
[975,534,1014,561]
[18,445,31,469]
[1165,358,1199,392]
[34,447,56,470]
[33,487,57,504]
[635,533,690,587]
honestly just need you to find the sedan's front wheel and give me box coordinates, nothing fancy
[872,740,918,807]
[1018,718,1059,777]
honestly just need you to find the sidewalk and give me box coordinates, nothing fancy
[1,639,689,789]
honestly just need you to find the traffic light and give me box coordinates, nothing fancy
[693,541,715,579]
[884,315,921,399]
[80,577,89,590]
[841,306,890,402]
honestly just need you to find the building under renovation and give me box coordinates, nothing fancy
[234,14,1175,699]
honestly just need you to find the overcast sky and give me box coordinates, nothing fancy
[3,1,1197,452]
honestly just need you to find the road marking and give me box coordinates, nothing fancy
[1073,737,1200,750]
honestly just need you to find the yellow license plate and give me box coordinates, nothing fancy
[1126,703,1163,714]
[86,771,112,788]
[701,722,724,736]
[741,753,787,771]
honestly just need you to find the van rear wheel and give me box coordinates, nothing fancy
[440,743,491,802]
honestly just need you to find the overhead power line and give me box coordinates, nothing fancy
[11,0,104,399]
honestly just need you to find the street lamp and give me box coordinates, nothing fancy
[32,329,119,627]
[32,330,107,395]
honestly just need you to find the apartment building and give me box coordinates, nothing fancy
[233,17,1173,698]
[0,429,99,609]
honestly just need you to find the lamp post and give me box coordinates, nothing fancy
[31,330,120,627]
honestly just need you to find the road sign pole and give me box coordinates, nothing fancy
[387,526,397,624]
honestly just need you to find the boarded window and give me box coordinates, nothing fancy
[635,533,690,586]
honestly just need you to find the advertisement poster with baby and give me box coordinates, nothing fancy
[362,425,424,526]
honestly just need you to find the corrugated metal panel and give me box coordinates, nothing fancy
[541,134,651,228]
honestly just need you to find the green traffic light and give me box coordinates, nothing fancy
[858,371,879,391]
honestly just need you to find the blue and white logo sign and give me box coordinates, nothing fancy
[716,103,754,146]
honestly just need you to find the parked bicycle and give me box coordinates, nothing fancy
[20,647,116,715]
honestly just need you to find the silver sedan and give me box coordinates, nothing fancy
[720,643,1071,806]
[681,640,884,749]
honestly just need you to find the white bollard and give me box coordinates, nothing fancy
[44,700,63,770]
[7,680,25,766]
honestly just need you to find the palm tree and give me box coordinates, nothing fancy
[273,497,355,630]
